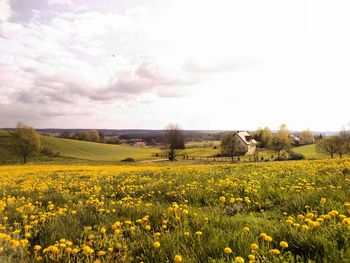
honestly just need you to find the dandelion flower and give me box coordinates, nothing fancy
[174,255,183,262]
[195,231,203,236]
[153,241,161,249]
[250,243,259,250]
[98,250,106,257]
[34,245,42,251]
[269,249,280,255]
[224,247,232,254]
[219,196,226,204]
[280,241,288,248]
[235,256,245,263]
[264,235,273,242]
[242,226,250,233]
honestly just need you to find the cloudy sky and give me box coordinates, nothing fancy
[1,0,350,131]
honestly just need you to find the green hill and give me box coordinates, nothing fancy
[0,130,160,163]
[291,144,327,159]
[0,130,19,163]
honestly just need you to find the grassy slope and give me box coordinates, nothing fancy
[292,144,327,159]
[0,130,160,163]
[41,135,159,162]
[0,130,19,163]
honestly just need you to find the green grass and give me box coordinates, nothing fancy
[0,130,18,163]
[41,135,160,162]
[185,140,221,148]
[0,130,160,163]
[180,141,221,158]
[292,144,327,159]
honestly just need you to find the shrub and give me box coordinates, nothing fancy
[275,156,288,161]
[288,150,305,160]
[121,157,135,162]
[41,147,60,157]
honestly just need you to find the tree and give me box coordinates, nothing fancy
[73,131,88,141]
[334,136,347,158]
[339,128,350,153]
[316,136,338,158]
[11,122,41,163]
[300,129,315,144]
[220,132,242,161]
[268,124,292,156]
[253,127,272,148]
[334,129,350,158]
[98,131,105,143]
[86,130,100,142]
[164,124,185,161]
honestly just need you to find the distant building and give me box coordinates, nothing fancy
[233,131,257,155]
[289,134,301,145]
[133,141,146,147]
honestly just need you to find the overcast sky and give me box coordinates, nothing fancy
[1,0,350,131]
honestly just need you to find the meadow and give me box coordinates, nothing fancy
[0,159,350,262]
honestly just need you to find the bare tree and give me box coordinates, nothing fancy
[164,124,185,161]
[340,128,350,154]
[334,129,350,158]
[11,122,41,163]
[316,136,338,158]
[220,132,242,161]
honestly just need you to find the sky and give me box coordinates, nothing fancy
[0,0,350,131]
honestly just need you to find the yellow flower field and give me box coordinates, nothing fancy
[0,159,350,262]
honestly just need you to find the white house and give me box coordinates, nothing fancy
[133,141,146,147]
[233,131,257,155]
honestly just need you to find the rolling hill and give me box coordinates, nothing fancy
[0,130,160,164]
[291,144,327,159]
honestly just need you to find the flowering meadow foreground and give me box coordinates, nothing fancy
[0,160,350,262]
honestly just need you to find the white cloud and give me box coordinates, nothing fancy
[48,0,72,5]
[0,0,12,22]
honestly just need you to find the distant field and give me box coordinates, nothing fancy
[185,140,221,148]
[292,144,327,159]
[0,130,160,163]
[180,141,220,157]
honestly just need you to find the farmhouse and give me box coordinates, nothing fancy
[233,131,257,155]
[290,134,301,145]
[133,141,146,147]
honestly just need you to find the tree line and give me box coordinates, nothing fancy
[59,130,122,144]
[316,130,350,158]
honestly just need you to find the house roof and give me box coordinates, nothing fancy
[235,131,257,145]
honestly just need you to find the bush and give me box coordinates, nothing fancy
[121,157,135,162]
[41,147,60,157]
[274,156,288,161]
[288,150,305,160]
